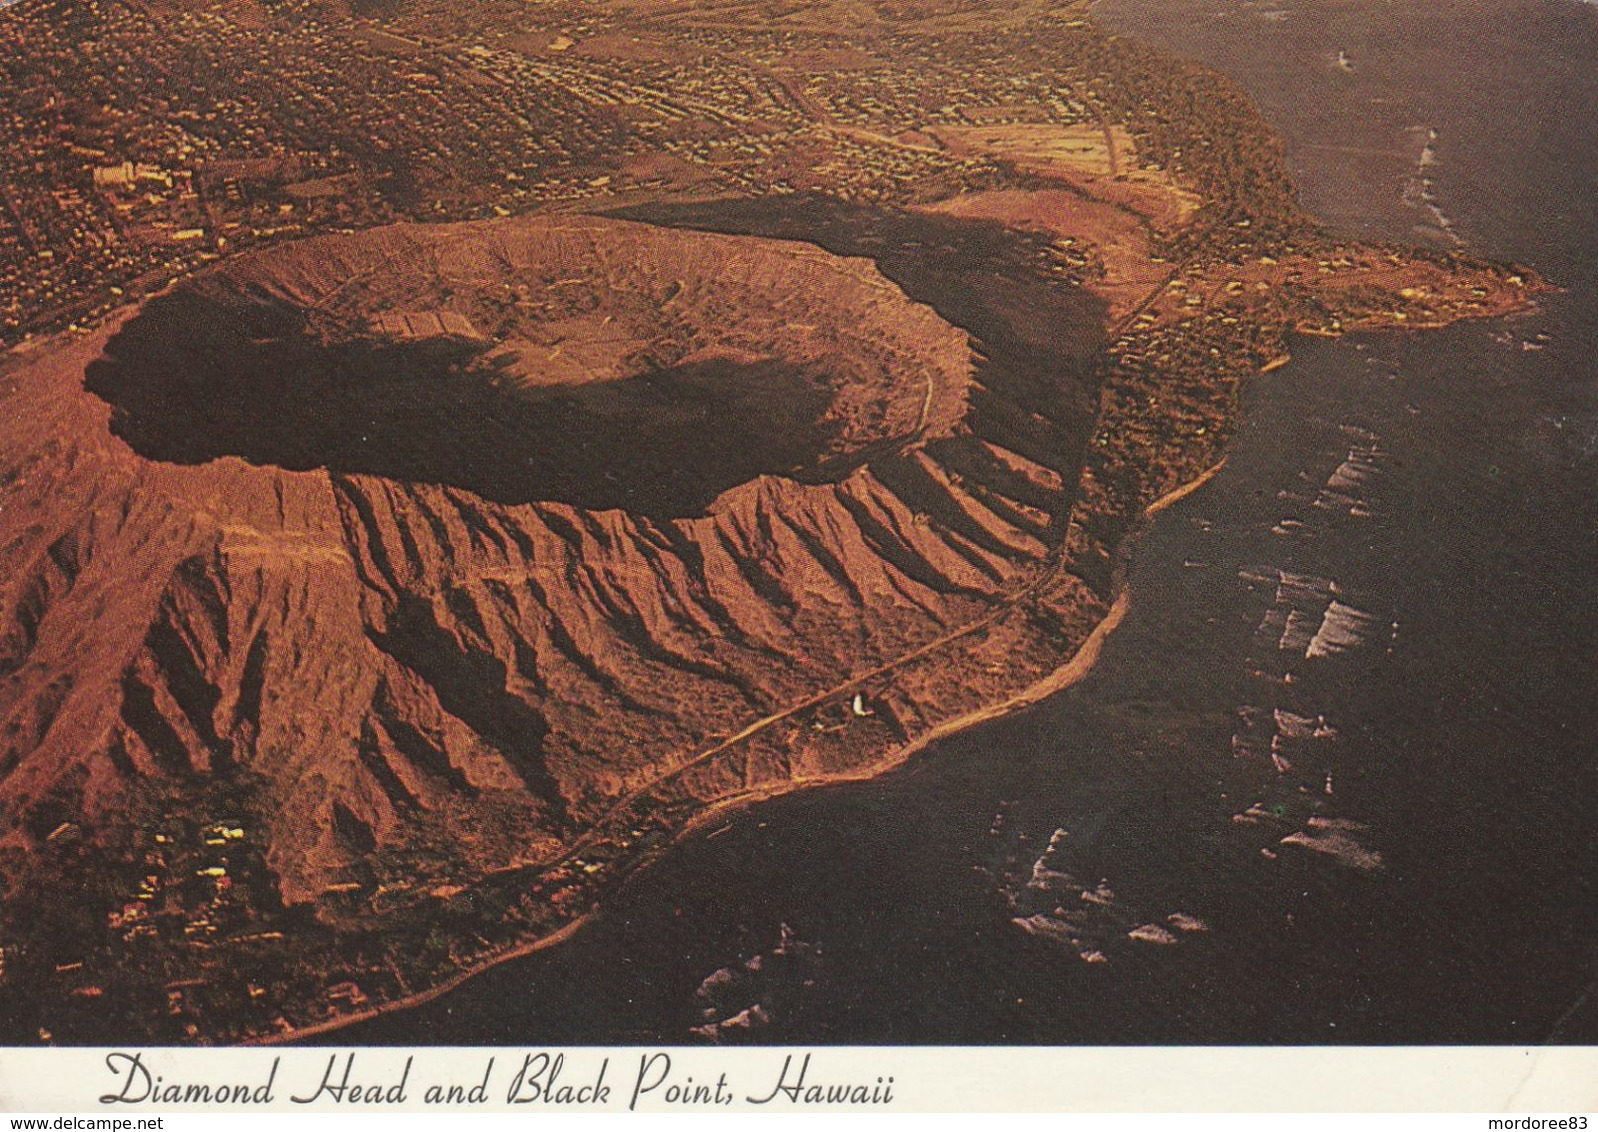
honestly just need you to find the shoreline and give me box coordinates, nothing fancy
[258,455,1230,1048]
[250,912,594,1047]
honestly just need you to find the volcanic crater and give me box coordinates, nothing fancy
[1,207,1105,937]
[86,216,973,516]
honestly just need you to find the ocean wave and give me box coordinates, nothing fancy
[1404,126,1466,247]
[1280,817,1385,871]
[991,824,1213,966]
[689,923,821,1043]
[1306,599,1382,658]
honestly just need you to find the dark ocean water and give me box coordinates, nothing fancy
[339,0,1598,1045]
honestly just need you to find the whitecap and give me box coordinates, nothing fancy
[1280,818,1384,871]
[1128,923,1180,945]
[1306,600,1381,657]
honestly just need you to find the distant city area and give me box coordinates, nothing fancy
[0,0,1069,342]
[2,0,1411,343]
